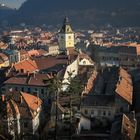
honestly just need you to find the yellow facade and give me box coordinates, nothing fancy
[0,61,9,68]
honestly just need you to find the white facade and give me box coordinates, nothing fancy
[78,116,91,134]
[62,58,79,91]
[81,106,116,120]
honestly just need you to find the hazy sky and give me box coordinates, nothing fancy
[0,0,26,9]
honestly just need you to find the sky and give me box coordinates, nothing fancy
[0,0,26,9]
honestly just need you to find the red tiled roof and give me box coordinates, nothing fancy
[19,50,28,55]
[21,92,42,111]
[14,59,38,73]
[28,50,40,57]
[34,56,68,70]
[37,49,48,55]
[4,73,52,86]
[115,68,133,104]
[83,72,97,95]
[0,53,8,61]
[6,91,42,119]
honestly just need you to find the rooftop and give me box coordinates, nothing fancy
[13,59,38,73]
[6,91,42,119]
[4,73,53,86]
[115,68,133,104]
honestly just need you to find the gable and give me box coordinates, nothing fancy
[79,58,94,66]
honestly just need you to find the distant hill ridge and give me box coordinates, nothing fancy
[3,0,140,27]
[0,3,15,21]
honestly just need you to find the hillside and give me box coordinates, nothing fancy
[0,3,15,24]
[5,0,140,27]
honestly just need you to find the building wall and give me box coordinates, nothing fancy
[62,58,78,91]
[98,52,119,67]
[115,95,130,113]
[58,33,74,50]
[94,48,137,69]
[32,106,41,134]
[81,106,116,120]
[48,45,59,55]
[9,51,20,64]
[78,116,91,134]
[1,84,48,99]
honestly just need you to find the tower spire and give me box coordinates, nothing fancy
[63,16,70,25]
[60,16,73,33]
[58,17,75,51]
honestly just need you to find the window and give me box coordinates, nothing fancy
[68,36,71,39]
[83,61,86,64]
[21,87,24,92]
[91,110,94,114]
[41,89,44,94]
[98,110,101,116]
[35,88,38,91]
[15,87,18,91]
[108,111,111,116]
[85,109,88,115]
[24,122,28,128]
[28,88,31,93]
[1,88,6,91]
[21,69,24,73]
[103,111,106,116]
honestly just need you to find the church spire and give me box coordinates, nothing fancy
[63,16,70,25]
[60,16,73,33]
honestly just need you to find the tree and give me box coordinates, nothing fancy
[43,74,62,140]
[64,71,84,140]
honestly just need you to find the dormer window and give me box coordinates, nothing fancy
[83,61,86,64]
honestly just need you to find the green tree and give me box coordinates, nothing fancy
[64,71,84,140]
[43,74,62,140]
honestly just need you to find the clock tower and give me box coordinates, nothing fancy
[58,17,75,52]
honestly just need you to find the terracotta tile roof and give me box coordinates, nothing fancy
[0,53,8,61]
[0,41,8,49]
[34,56,68,70]
[0,59,4,64]
[6,91,42,119]
[19,50,28,55]
[21,92,42,117]
[4,73,52,86]
[121,113,137,140]
[5,76,27,85]
[83,71,97,95]
[27,73,52,86]
[28,50,40,57]
[13,59,38,73]
[37,49,48,55]
[115,68,133,104]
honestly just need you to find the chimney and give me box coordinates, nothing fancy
[2,94,5,102]
[20,95,23,104]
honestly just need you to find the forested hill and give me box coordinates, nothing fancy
[5,0,140,27]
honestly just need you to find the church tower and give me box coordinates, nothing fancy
[58,17,75,52]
